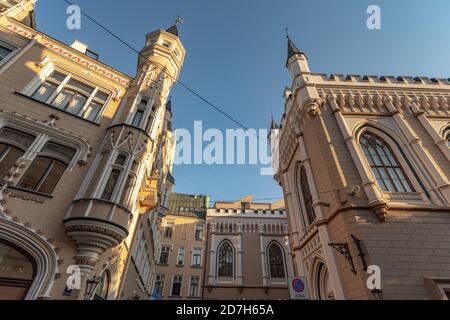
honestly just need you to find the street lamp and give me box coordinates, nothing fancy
[371,288,384,300]
[84,276,99,300]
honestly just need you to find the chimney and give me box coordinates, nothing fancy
[71,40,88,54]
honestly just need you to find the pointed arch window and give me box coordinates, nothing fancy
[267,242,286,279]
[101,153,128,201]
[217,241,234,278]
[296,166,316,226]
[360,131,413,193]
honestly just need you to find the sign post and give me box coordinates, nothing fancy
[288,277,310,300]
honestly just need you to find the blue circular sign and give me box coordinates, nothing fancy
[292,278,305,293]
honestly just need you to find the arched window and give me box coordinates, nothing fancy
[267,242,286,279]
[0,239,36,300]
[316,262,334,300]
[445,129,450,148]
[101,153,128,201]
[0,127,35,180]
[18,141,75,195]
[217,241,234,278]
[296,166,316,226]
[359,131,413,193]
[94,270,111,300]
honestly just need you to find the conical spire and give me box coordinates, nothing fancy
[271,116,279,130]
[166,24,179,36]
[287,37,303,63]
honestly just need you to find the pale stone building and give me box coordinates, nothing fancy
[0,0,184,300]
[204,196,294,300]
[152,193,209,300]
[271,36,450,300]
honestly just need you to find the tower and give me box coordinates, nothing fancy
[64,24,186,274]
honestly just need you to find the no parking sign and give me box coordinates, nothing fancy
[288,277,310,300]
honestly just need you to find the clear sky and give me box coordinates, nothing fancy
[35,0,450,203]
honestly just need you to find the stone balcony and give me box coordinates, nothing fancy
[63,198,131,274]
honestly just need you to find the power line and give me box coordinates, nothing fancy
[62,0,268,144]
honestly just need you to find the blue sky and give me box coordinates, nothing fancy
[35,0,450,203]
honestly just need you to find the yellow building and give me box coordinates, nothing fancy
[152,193,209,300]
[271,36,450,300]
[0,0,183,300]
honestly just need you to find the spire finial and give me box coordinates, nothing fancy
[285,27,290,40]
[175,16,184,26]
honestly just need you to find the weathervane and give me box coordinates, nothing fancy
[175,16,184,26]
[285,27,290,39]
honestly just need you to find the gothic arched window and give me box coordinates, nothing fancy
[359,131,413,193]
[267,242,286,279]
[296,166,316,226]
[217,241,234,278]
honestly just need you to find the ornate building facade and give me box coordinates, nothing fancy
[271,36,450,300]
[204,196,294,300]
[0,0,183,300]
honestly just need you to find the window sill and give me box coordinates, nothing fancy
[176,264,184,268]
[168,296,182,299]
[191,265,202,269]
[15,92,101,126]
[156,263,169,267]
[7,186,53,203]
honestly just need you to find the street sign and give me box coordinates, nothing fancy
[288,277,310,300]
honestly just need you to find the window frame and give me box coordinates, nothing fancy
[188,276,200,298]
[17,141,76,196]
[176,247,185,266]
[158,245,171,265]
[194,224,204,240]
[23,66,112,123]
[216,241,234,279]
[266,242,287,280]
[152,274,165,297]
[296,164,316,228]
[0,39,18,67]
[170,275,183,297]
[359,131,414,193]
[191,247,203,267]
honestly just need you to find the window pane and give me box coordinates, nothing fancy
[68,78,94,94]
[0,241,35,280]
[360,132,414,193]
[0,144,23,180]
[0,127,35,149]
[0,45,13,61]
[132,109,144,127]
[120,175,135,205]
[52,89,74,109]
[42,142,75,162]
[218,242,233,277]
[49,71,67,82]
[65,93,87,115]
[32,82,57,103]
[18,157,53,191]
[37,160,66,194]
[95,91,109,102]
[101,169,121,200]
[82,101,102,122]
[268,244,285,278]
[115,154,127,166]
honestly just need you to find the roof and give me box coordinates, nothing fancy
[286,37,305,66]
[166,24,179,37]
[167,192,210,219]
